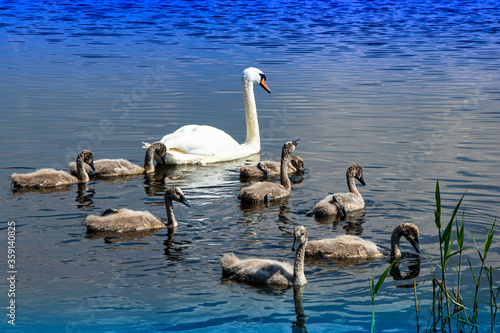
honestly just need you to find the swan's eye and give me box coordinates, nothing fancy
[259,73,266,81]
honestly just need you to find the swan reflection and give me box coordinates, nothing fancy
[75,182,95,209]
[219,281,308,333]
[390,254,421,281]
[292,285,308,333]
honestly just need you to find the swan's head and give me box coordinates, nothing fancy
[282,139,300,158]
[292,225,308,252]
[347,163,365,186]
[397,223,420,253]
[101,208,119,216]
[290,154,304,171]
[165,186,191,207]
[78,150,96,171]
[150,141,167,166]
[242,67,271,94]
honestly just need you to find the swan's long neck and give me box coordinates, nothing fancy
[165,197,177,228]
[242,78,260,151]
[390,229,402,258]
[280,152,291,191]
[144,146,156,173]
[75,158,90,182]
[347,173,360,196]
[293,239,307,286]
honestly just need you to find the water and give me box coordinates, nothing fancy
[1,1,499,332]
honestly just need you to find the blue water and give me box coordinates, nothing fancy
[1,1,499,332]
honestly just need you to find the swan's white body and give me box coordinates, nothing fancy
[147,67,270,165]
[159,124,255,164]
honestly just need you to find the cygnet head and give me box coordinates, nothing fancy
[290,155,304,171]
[242,67,271,94]
[282,139,300,158]
[347,163,365,186]
[398,223,420,253]
[79,150,96,171]
[165,186,190,207]
[292,225,309,252]
[150,141,167,165]
[101,208,119,216]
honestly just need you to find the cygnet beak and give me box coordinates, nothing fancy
[179,196,191,208]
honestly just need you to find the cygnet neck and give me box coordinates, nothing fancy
[280,150,292,191]
[165,196,177,228]
[390,227,403,258]
[293,239,307,286]
[347,173,360,196]
[76,156,90,182]
[144,146,156,173]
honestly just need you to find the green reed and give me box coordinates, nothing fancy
[370,260,394,333]
[369,180,497,332]
[419,180,498,332]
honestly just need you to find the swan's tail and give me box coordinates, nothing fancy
[142,142,152,150]
[220,253,239,270]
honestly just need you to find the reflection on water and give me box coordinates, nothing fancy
[163,227,192,264]
[218,281,309,333]
[390,255,421,281]
[304,253,385,269]
[1,1,499,332]
[86,229,158,244]
[75,183,95,208]
[239,196,290,213]
[292,285,308,333]
[312,208,366,229]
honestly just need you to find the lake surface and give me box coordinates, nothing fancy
[1,1,499,332]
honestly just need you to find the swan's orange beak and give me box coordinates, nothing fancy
[260,78,271,94]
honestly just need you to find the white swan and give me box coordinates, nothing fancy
[144,67,271,165]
